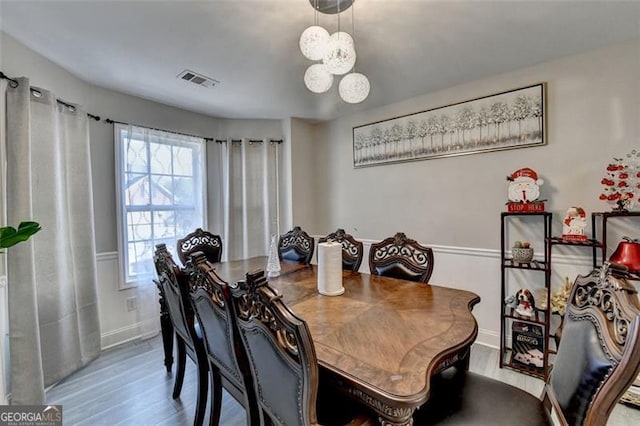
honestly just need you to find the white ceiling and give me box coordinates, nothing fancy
[1,0,639,121]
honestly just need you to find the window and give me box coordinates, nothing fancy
[115,124,206,286]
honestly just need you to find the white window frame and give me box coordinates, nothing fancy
[114,123,207,289]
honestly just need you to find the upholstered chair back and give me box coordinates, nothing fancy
[278,226,315,264]
[369,232,434,283]
[230,270,319,426]
[177,228,223,265]
[546,263,640,425]
[318,228,364,272]
[185,252,260,425]
[154,243,193,344]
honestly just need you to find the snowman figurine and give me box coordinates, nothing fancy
[507,167,544,202]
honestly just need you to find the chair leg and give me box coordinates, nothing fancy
[208,365,222,426]
[173,337,187,399]
[243,380,261,426]
[193,354,208,426]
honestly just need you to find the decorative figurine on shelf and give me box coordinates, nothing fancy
[599,150,639,212]
[514,288,536,318]
[506,167,546,212]
[550,277,573,316]
[561,206,587,242]
[266,234,281,278]
[609,237,640,275]
[504,288,536,318]
[512,241,534,263]
[550,277,573,347]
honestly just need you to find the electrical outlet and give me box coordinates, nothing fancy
[126,297,138,312]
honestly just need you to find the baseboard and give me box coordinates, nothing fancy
[100,323,143,350]
[476,328,500,349]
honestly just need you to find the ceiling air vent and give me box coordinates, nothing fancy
[177,69,219,88]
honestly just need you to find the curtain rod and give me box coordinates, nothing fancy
[1,71,100,121]
[214,139,284,144]
[106,119,215,142]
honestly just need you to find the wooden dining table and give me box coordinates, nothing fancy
[198,256,481,425]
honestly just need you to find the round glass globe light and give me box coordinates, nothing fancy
[304,64,334,94]
[323,31,356,75]
[339,72,370,103]
[299,26,330,61]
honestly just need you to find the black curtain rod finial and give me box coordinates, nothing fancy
[0,71,19,88]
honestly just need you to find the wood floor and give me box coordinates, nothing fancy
[46,336,640,425]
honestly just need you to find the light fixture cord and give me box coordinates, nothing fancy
[351,0,356,73]
[314,0,318,26]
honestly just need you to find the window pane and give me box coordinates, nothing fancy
[125,173,149,206]
[153,210,176,239]
[173,146,194,176]
[125,138,148,173]
[151,175,174,205]
[127,240,154,278]
[176,210,196,238]
[174,177,194,205]
[150,142,173,175]
[127,211,152,241]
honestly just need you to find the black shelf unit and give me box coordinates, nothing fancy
[500,212,552,380]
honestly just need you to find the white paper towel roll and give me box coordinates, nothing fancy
[317,242,344,296]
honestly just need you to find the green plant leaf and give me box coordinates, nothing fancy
[0,221,42,249]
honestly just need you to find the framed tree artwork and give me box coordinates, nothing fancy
[352,83,546,168]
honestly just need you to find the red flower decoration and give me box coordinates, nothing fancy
[618,181,628,187]
[619,172,629,179]
[599,194,608,200]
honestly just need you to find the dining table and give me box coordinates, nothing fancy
[158,256,480,425]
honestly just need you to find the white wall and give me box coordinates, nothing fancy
[313,39,640,346]
[290,118,318,233]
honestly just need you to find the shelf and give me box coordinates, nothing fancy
[504,312,547,326]
[547,236,602,248]
[501,211,552,218]
[502,258,548,270]
[592,211,640,218]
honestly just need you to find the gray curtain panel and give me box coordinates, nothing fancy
[218,139,279,261]
[6,77,101,404]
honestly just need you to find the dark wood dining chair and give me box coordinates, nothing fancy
[414,262,640,425]
[229,270,373,426]
[184,252,260,426]
[153,244,209,426]
[369,232,434,283]
[318,228,364,272]
[278,226,314,264]
[177,228,223,265]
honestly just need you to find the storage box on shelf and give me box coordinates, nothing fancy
[500,212,552,380]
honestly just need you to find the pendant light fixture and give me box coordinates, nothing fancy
[300,0,368,103]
